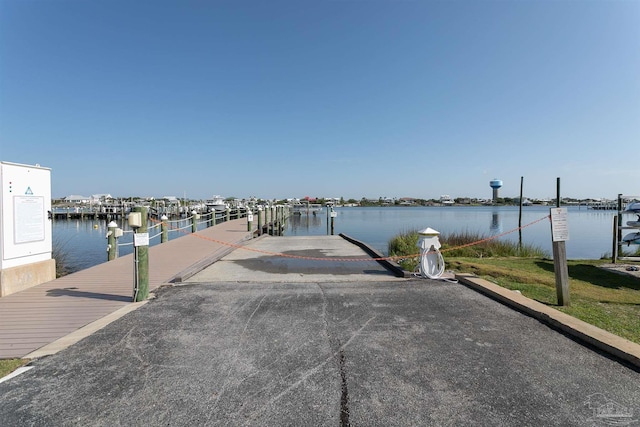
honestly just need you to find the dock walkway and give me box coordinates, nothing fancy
[0,219,252,359]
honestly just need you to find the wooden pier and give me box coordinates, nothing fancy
[0,219,253,359]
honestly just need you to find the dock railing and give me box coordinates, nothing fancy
[108,207,256,261]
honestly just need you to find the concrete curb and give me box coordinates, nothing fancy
[456,273,640,370]
[23,300,149,359]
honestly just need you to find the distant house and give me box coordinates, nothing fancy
[399,198,416,206]
[64,195,90,204]
[440,195,454,205]
[91,194,113,203]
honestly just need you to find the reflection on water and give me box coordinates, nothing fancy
[289,213,324,234]
[490,211,502,234]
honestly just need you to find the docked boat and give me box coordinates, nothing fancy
[622,232,640,245]
[624,201,640,213]
[205,195,228,212]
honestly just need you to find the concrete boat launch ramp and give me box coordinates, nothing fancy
[187,235,405,283]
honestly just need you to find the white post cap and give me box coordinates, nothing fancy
[418,227,440,236]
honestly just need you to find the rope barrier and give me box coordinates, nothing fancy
[147,214,551,263]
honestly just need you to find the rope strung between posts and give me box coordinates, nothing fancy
[148,214,551,263]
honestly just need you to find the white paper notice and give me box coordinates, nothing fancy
[14,196,45,244]
[550,207,569,242]
[134,232,149,247]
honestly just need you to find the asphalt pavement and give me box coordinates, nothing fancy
[1,280,639,426]
[1,235,639,426]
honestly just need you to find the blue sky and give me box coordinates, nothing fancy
[1,0,638,201]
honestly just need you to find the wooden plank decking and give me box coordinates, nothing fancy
[0,219,252,359]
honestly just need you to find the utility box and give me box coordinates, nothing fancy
[0,161,56,297]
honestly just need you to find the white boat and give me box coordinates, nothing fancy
[624,201,640,213]
[205,195,228,212]
[622,232,640,245]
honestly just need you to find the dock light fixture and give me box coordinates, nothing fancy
[128,212,142,230]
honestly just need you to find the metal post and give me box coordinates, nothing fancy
[107,221,117,261]
[132,206,149,302]
[161,215,168,243]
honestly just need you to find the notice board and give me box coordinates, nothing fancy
[0,161,52,268]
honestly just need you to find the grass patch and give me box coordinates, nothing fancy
[0,359,29,378]
[388,230,640,344]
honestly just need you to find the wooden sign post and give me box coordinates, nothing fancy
[550,178,570,306]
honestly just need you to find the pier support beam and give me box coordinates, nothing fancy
[107,221,117,261]
[161,215,168,243]
[257,206,263,236]
[132,206,149,302]
[191,211,198,233]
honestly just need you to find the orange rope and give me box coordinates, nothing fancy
[149,214,551,262]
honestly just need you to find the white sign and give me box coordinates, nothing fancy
[134,232,149,247]
[550,208,569,242]
[14,196,45,244]
[331,211,338,218]
[247,214,254,222]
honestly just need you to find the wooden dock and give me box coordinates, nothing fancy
[0,219,253,359]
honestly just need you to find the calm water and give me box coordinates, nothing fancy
[288,206,615,259]
[53,206,617,273]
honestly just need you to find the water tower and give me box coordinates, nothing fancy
[489,179,503,202]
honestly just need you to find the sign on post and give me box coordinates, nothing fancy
[550,208,569,242]
[133,232,149,247]
[550,207,570,306]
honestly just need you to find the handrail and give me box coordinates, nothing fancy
[109,205,263,259]
[169,223,193,232]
